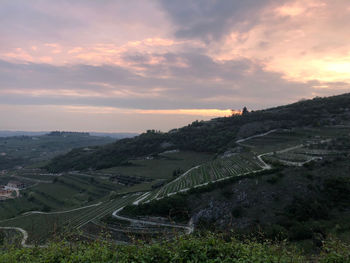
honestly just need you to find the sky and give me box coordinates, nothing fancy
[1,0,350,133]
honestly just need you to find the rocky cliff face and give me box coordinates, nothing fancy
[189,156,350,234]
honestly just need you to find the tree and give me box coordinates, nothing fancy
[0,231,4,245]
[242,106,249,115]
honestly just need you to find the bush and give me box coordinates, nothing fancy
[320,238,350,263]
[289,223,313,241]
[232,206,244,218]
[221,187,233,199]
[0,232,4,246]
[266,176,279,184]
[323,176,350,204]
[285,197,330,221]
[263,224,288,240]
[1,233,349,262]
[122,193,190,222]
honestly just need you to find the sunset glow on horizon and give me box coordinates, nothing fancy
[1,0,349,132]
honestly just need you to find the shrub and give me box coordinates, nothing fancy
[0,233,349,262]
[263,224,288,240]
[319,238,350,263]
[285,197,329,221]
[232,206,244,218]
[221,187,233,199]
[289,223,313,241]
[267,176,279,184]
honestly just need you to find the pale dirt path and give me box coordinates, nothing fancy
[11,174,52,184]
[110,129,304,236]
[22,202,102,215]
[0,202,103,247]
[149,130,282,202]
[236,129,277,144]
[0,226,46,248]
[2,130,330,246]
[153,165,201,200]
[112,193,194,235]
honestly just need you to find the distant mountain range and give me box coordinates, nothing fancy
[0,131,138,139]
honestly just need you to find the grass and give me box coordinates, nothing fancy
[243,127,350,155]
[0,194,140,245]
[0,173,122,220]
[12,172,56,181]
[98,151,214,180]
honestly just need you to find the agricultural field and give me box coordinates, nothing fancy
[256,128,350,166]
[1,126,349,246]
[0,173,122,220]
[265,146,342,165]
[98,151,214,181]
[150,153,264,200]
[0,194,140,245]
[238,129,313,154]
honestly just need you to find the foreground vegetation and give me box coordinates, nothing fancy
[0,233,349,263]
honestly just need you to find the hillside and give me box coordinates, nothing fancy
[0,132,115,170]
[46,93,350,172]
[0,93,349,254]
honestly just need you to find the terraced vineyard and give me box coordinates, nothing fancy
[263,142,343,165]
[150,153,265,200]
[0,194,140,245]
[240,130,312,154]
[2,126,349,246]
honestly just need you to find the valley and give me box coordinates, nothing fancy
[0,94,350,258]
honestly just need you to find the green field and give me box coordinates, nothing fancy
[149,153,264,200]
[0,173,122,220]
[98,151,214,180]
[1,126,349,245]
[0,194,140,244]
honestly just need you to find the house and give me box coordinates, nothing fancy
[0,185,12,197]
[5,181,25,190]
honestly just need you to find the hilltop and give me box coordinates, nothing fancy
[46,93,350,172]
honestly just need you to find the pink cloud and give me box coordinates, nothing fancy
[212,0,350,83]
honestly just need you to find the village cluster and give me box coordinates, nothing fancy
[0,180,25,200]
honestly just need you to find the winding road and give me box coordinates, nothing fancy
[112,193,194,235]
[0,227,32,248]
[1,129,331,247]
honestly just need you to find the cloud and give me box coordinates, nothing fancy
[158,0,277,42]
[0,0,350,132]
[0,104,232,132]
[1,54,344,113]
[207,0,350,84]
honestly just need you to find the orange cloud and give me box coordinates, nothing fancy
[138,109,237,117]
[62,105,237,117]
[213,0,350,83]
[275,4,305,17]
[3,48,33,62]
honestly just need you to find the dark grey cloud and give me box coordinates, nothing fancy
[0,53,334,111]
[158,0,279,41]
